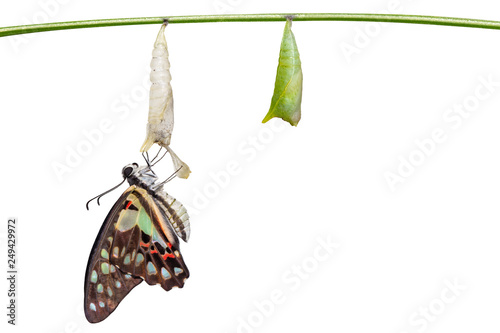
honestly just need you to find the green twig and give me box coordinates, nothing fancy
[2,13,500,38]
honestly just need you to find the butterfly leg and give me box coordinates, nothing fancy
[151,146,168,166]
[141,151,156,175]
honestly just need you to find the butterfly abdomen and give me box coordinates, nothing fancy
[156,192,191,242]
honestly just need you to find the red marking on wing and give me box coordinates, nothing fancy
[140,241,150,248]
[162,253,175,260]
[125,201,133,209]
[163,243,175,259]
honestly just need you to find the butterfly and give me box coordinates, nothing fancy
[84,163,190,323]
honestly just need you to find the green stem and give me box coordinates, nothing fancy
[2,13,500,38]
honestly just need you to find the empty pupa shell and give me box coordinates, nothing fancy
[140,23,191,179]
[262,18,303,126]
[141,23,174,152]
[166,146,191,179]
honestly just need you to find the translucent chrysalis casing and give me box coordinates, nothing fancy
[141,23,173,151]
[141,23,190,179]
[262,17,303,126]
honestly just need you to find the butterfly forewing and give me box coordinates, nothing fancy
[85,186,189,323]
[85,260,143,323]
[84,187,144,323]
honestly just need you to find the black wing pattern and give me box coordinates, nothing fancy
[84,186,189,323]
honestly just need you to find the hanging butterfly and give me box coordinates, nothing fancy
[84,162,191,323]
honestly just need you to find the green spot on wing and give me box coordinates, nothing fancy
[262,18,303,126]
[136,253,144,266]
[90,270,98,283]
[138,207,153,236]
[147,262,157,275]
[161,267,171,279]
[152,227,167,248]
[101,263,109,275]
[117,205,139,231]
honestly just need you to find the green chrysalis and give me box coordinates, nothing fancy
[262,17,303,126]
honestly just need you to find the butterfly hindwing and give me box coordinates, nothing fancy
[84,186,189,323]
[110,187,189,290]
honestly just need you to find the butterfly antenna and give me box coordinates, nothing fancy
[152,148,169,166]
[86,178,126,210]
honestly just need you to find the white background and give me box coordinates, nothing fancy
[1,0,500,332]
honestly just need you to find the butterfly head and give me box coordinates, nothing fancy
[123,162,159,188]
[87,163,158,210]
[122,163,139,179]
